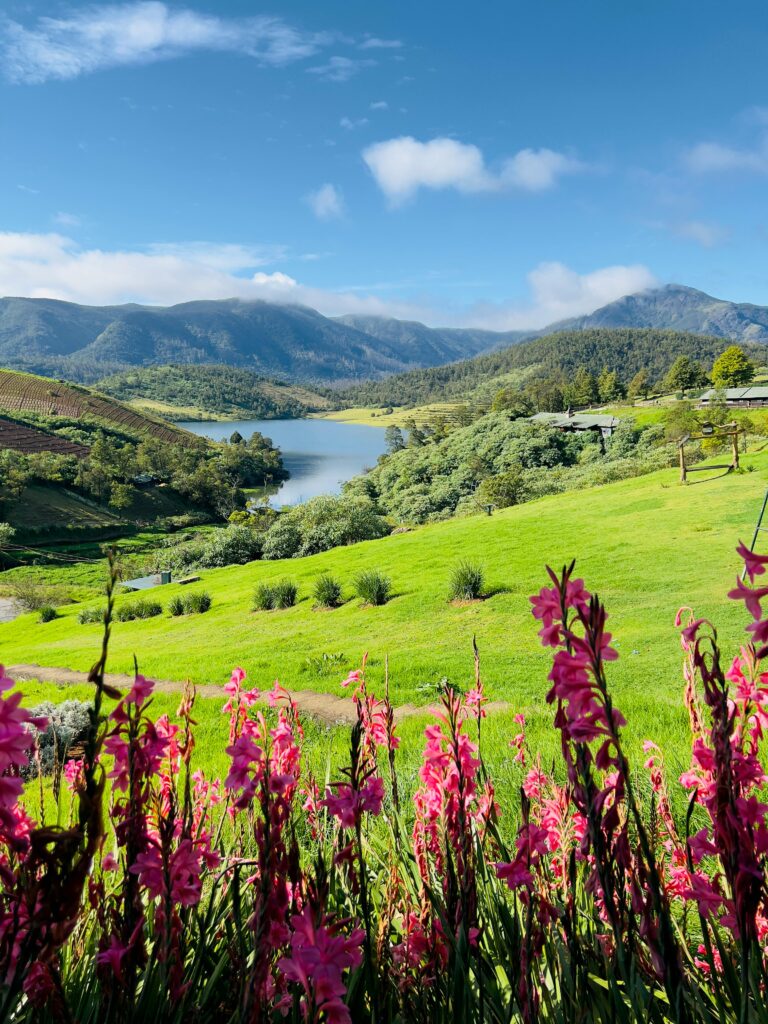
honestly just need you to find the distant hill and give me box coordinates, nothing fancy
[2,284,768,387]
[0,297,500,384]
[551,283,768,341]
[340,327,767,408]
[96,364,333,420]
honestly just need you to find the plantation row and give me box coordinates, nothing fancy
[0,370,196,447]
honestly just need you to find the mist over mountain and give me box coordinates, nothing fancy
[0,284,767,385]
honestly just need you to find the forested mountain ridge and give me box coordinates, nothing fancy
[340,327,766,408]
[3,284,768,386]
[0,297,504,384]
[97,365,332,419]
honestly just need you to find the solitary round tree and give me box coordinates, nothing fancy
[711,345,755,388]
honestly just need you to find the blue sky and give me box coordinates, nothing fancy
[3,0,768,328]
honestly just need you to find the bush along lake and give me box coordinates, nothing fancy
[178,417,387,506]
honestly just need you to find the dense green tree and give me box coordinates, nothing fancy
[597,368,620,403]
[627,369,649,401]
[565,366,598,408]
[711,345,755,388]
[491,388,533,417]
[475,465,526,508]
[229,430,245,445]
[0,522,15,548]
[109,482,135,511]
[384,426,406,453]
[663,356,707,394]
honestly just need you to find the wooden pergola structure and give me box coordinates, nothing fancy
[678,421,741,483]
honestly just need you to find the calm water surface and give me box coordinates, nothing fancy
[178,418,386,507]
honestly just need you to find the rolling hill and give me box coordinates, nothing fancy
[96,364,333,420]
[0,369,201,447]
[339,327,767,408]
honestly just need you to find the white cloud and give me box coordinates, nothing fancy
[370,100,388,110]
[340,116,369,130]
[144,241,287,269]
[359,37,402,50]
[2,2,332,84]
[685,140,768,173]
[17,184,39,194]
[53,212,81,227]
[362,136,584,204]
[0,232,655,331]
[674,220,727,248]
[305,184,345,220]
[307,55,374,82]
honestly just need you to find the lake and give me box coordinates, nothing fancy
[178,418,387,507]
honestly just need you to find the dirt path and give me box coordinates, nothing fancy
[7,663,510,726]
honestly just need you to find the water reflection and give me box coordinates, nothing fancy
[178,418,387,507]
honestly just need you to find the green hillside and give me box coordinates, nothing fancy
[341,327,766,408]
[0,367,201,447]
[4,451,766,763]
[96,364,333,420]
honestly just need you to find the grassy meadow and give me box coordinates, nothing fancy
[4,449,768,798]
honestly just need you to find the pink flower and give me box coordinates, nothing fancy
[97,934,130,982]
[737,541,768,583]
[278,907,363,1024]
[341,669,362,689]
[322,777,384,828]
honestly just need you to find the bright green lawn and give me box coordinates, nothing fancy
[3,451,768,776]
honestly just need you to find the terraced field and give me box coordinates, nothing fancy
[0,417,89,457]
[0,369,201,447]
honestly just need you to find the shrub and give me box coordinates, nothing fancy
[354,569,391,606]
[77,606,104,625]
[271,578,298,609]
[38,606,57,623]
[447,560,485,601]
[115,599,162,622]
[22,699,92,779]
[313,573,343,609]
[253,582,276,611]
[199,525,263,568]
[168,594,185,617]
[262,496,390,559]
[185,591,212,614]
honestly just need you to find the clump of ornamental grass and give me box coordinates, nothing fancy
[313,573,343,609]
[272,578,298,609]
[253,579,297,611]
[354,569,391,606]
[38,606,57,623]
[185,590,212,614]
[114,598,162,622]
[168,594,185,617]
[253,581,276,611]
[447,559,485,602]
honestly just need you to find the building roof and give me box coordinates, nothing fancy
[700,386,768,401]
[530,412,619,430]
[121,572,171,591]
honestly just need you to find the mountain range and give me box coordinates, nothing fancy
[1,284,767,384]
